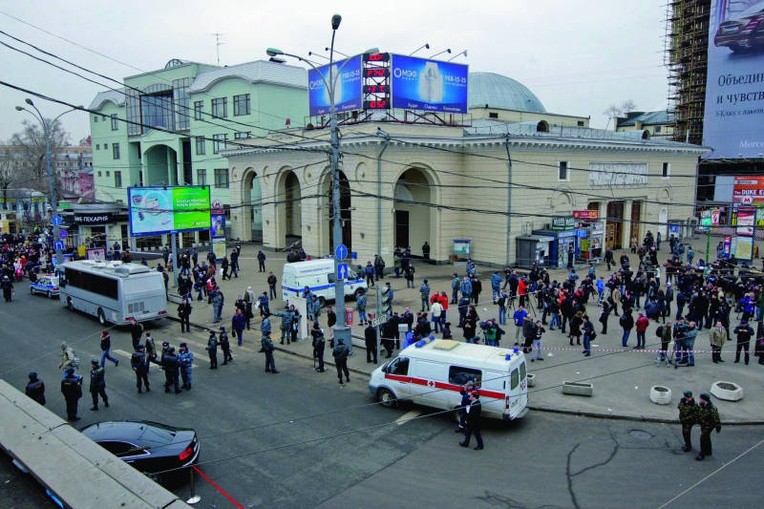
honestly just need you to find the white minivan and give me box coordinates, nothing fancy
[281,259,367,304]
[369,338,529,421]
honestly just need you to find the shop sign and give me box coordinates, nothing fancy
[572,210,599,220]
[73,212,112,225]
[551,216,575,230]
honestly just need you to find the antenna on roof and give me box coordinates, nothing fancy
[212,32,225,65]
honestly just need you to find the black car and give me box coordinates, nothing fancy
[81,420,200,480]
[714,1,764,52]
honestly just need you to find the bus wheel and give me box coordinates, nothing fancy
[97,309,107,326]
[66,297,73,311]
[377,388,397,408]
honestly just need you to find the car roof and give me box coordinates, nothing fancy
[81,420,185,443]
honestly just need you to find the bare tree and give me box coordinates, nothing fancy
[603,100,637,130]
[9,119,70,192]
[0,158,14,210]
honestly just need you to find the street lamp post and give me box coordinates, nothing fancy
[267,14,373,349]
[15,99,80,270]
[374,129,391,364]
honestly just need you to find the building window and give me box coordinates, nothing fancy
[194,100,203,120]
[106,171,110,177]
[234,131,252,140]
[488,112,498,119]
[558,161,569,181]
[112,143,120,160]
[211,97,227,119]
[96,144,100,150]
[195,136,206,155]
[93,115,98,122]
[104,143,109,150]
[114,171,122,188]
[101,115,107,121]
[655,125,662,133]
[662,162,670,178]
[111,114,119,131]
[197,169,207,186]
[233,94,251,116]
[97,171,102,177]
[214,168,229,188]
[212,133,228,154]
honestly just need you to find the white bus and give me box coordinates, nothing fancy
[60,260,167,325]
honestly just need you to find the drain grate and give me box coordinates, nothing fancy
[630,430,653,441]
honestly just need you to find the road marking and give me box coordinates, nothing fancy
[395,410,422,426]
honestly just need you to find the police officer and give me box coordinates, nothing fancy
[219,326,233,364]
[25,372,46,405]
[158,341,172,388]
[332,338,350,386]
[696,393,722,461]
[260,333,278,373]
[60,367,83,421]
[364,322,378,364]
[178,342,194,390]
[162,347,181,394]
[89,359,109,410]
[178,298,192,333]
[206,331,218,369]
[131,344,150,393]
[677,390,698,452]
[311,322,326,373]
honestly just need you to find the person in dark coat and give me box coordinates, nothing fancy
[89,359,109,410]
[364,323,378,364]
[131,345,150,393]
[332,338,351,385]
[696,393,722,461]
[206,331,219,369]
[99,330,119,368]
[161,348,181,394]
[25,372,46,405]
[178,298,192,333]
[260,334,278,373]
[311,322,326,372]
[459,391,484,450]
[60,367,83,421]
[219,327,233,364]
[677,390,698,452]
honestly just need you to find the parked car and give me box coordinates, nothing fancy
[714,1,764,52]
[29,273,60,298]
[81,420,200,481]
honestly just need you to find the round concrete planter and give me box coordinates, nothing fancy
[710,381,744,402]
[649,385,672,405]
[527,373,536,387]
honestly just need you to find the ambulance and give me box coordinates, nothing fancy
[281,259,367,304]
[368,338,529,421]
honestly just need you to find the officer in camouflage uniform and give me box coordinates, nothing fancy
[696,393,722,461]
[677,390,698,452]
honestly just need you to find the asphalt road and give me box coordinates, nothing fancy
[1,290,763,508]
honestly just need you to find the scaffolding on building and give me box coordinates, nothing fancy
[664,0,710,146]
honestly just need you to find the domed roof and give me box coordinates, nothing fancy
[468,72,546,113]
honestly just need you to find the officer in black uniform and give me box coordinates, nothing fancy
[130,345,150,393]
[206,331,219,369]
[219,326,233,364]
[60,368,83,421]
[162,347,181,394]
[89,359,109,410]
[25,372,46,405]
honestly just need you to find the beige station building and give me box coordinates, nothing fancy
[224,72,705,268]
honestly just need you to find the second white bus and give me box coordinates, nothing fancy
[60,260,167,325]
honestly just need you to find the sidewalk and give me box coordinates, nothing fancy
[166,240,764,425]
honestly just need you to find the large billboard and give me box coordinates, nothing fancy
[308,55,363,116]
[390,55,468,113]
[702,0,764,159]
[732,176,764,204]
[128,186,211,237]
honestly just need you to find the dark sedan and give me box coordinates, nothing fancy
[81,420,200,481]
[714,2,764,52]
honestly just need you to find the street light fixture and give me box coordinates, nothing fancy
[15,99,82,271]
[268,14,374,350]
[429,48,451,59]
[409,43,430,56]
[448,49,468,61]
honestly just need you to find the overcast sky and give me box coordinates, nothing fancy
[0,0,671,143]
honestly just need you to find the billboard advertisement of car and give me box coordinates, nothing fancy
[390,55,468,113]
[702,0,764,159]
[308,55,363,116]
[128,186,211,237]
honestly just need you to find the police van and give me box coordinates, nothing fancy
[281,259,367,304]
[369,338,529,421]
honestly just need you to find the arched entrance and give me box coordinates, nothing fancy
[394,168,431,254]
[320,170,352,253]
[241,168,262,242]
[278,170,302,247]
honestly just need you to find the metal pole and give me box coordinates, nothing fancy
[171,232,179,287]
[504,136,512,267]
[328,15,351,349]
[376,131,390,364]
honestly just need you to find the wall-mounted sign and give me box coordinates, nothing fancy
[73,212,112,225]
[551,216,576,230]
[573,210,599,220]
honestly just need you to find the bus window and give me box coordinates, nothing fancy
[449,366,481,386]
[511,368,519,390]
[519,362,526,381]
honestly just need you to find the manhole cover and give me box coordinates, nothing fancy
[630,430,653,441]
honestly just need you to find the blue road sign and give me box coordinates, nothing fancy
[337,262,349,280]
[54,240,65,251]
[335,243,348,260]
[59,229,68,239]
[52,215,63,226]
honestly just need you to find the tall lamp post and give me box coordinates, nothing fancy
[15,99,81,269]
[267,15,375,349]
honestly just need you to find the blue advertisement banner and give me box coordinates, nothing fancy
[390,55,468,113]
[702,0,764,159]
[211,211,226,239]
[308,56,363,116]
